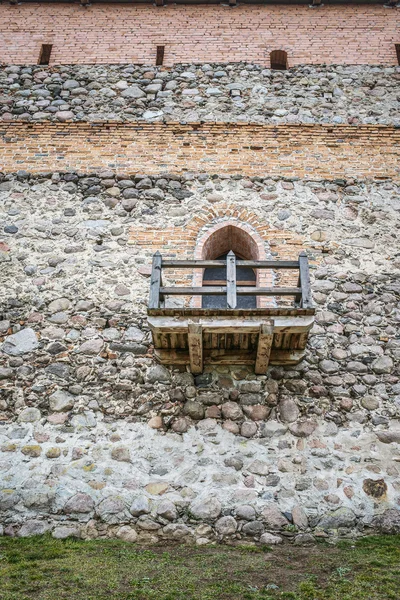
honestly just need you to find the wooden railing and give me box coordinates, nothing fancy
[148,251,313,310]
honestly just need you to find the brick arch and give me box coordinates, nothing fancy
[195,220,267,262]
[193,219,272,308]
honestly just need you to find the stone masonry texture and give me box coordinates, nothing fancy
[0,171,400,542]
[1,4,400,543]
[1,5,400,67]
[1,64,399,126]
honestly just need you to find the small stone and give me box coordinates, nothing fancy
[130,496,150,517]
[121,85,145,99]
[183,400,205,420]
[372,356,393,374]
[215,516,237,536]
[148,416,163,429]
[2,328,39,356]
[278,398,299,423]
[115,283,130,296]
[64,493,95,514]
[363,478,387,498]
[361,395,380,410]
[156,500,177,521]
[242,521,264,536]
[145,482,169,496]
[241,421,257,437]
[235,505,256,520]
[46,447,61,459]
[53,525,81,539]
[248,460,269,476]
[18,520,52,538]
[0,367,13,379]
[376,430,400,444]
[146,364,171,383]
[289,420,318,438]
[372,509,400,534]
[294,533,315,545]
[18,407,41,423]
[55,110,74,122]
[259,532,283,545]
[224,456,243,471]
[116,526,138,542]
[21,445,42,457]
[111,446,131,462]
[318,507,356,530]
[49,390,75,412]
[221,401,243,420]
[48,298,71,313]
[261,504,289,529]
[190,496,221,520]
[292,505,308,529]
[78,339,103,355]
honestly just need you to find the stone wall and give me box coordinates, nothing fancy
[1,5,399,66]
[1,171,400,542]
[1,64,399,125]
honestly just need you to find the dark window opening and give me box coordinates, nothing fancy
[38,44,53,66]
[156,45,165,66]
[396,44,400,66]
[270,49,288,70]
[202,253,257,309]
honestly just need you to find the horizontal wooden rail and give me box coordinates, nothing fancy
[161,260,300,269]
[148,250,313,310]
[160,286,301,296]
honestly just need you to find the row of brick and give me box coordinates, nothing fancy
[1,122,399,180]
[1,5,399,65]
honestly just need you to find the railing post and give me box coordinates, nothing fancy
[298,251,313,309]
[226,250,237,309]
[149,251,162,309]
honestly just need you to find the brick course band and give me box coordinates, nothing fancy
[1,4,399,66]
[1,123,399,180]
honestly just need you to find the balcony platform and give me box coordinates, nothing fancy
[148,307,315,373]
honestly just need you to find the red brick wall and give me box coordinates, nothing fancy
[1,4,399,66]
[1,123,399,180]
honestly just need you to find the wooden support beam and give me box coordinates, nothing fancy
[149,251,162,309]
[255,322,274,374]
[188,322,203,374]
[298,251,313,309]
[226,250,237,309]
[159,286,301,296]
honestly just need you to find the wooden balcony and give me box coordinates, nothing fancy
[147,251,315,374]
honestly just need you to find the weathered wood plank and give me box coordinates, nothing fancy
[188,322,203,374]
[161,260,299,269]
[148,307,315,317]
[159,286,301,296]
[255,322,274,374]
[148,251,162,309]
[148,315,315,335]
[299,251,313,309]
[226,250,237,309]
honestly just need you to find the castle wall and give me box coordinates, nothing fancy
[1,64,399,126]
[1,4,399,66]
[0,170,399,541]
[1,3,400,541]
